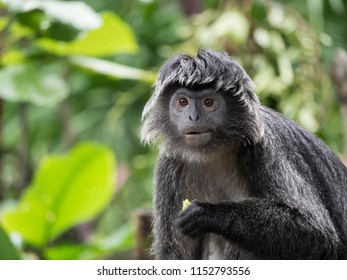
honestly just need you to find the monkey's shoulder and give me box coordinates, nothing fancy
[248,106,347,189]
[260,106,343,159]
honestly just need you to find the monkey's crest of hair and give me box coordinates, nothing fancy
[141,49,264,147]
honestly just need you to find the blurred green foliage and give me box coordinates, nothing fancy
[0,0,345,259]
[3,143,115,248]
[0,63,68,106]
[0,227,20,259]
[175,0,344,148]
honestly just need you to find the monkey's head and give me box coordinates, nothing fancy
[141,49,264,161]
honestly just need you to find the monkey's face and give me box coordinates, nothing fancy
[141,50,264,161]
[169,87,227,148]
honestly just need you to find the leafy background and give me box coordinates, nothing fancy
[0,0,346,259]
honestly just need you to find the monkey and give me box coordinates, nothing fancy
[140,49,347,259]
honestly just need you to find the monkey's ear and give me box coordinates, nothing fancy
[142,90,156,121]
[142,73,169,120]
[140,80,166,146]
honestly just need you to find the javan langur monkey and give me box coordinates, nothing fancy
[141,49,347,259]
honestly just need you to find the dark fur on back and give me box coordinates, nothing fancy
[243,108,347,258]
[141,49,347,259]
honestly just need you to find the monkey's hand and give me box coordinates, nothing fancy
[177,200,216,238]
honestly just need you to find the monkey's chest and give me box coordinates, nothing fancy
[183,166,248,203]
[180,164,252,259]
[203,234,259,260]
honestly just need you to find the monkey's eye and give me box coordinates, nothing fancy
[204,98,214,107]
[178,98,189,107]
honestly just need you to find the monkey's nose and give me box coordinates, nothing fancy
[189,114,200,122]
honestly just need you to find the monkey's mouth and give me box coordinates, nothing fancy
[183,131,212,146]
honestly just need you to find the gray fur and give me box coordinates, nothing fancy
[141,49,347,259]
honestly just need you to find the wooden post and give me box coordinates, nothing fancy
[133,209,153,260]
[331,48,347,162]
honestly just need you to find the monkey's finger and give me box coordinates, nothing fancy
[179,220,200,236]
[176,213,192,228]
[176,212,200,229]
[177,204,204,227]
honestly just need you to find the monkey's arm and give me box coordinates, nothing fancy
[177,199,339,259]
[152,156,199,259]
[152,157,180,259]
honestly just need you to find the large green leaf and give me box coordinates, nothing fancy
[5,0,101,30]
[0,63,68,107]
[2,143,116,247]
[44,223,134,260]
[0,227,20,260]
[70,56,156,83]
[38,12,138,57]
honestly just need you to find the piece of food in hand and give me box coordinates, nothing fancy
[182,199,191,211]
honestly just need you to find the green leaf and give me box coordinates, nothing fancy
[70,56,156,83]
[0,63,68,107]
[0,227,20,260]
[328,0,345,15]
[37,12,138,57]
[268,31,285,53]
[16,8,82,41]
[2,143,116,247]
[253,28,271,49]
[44,21,81,41]
[0,16,9,31]
[5,0,101,30]
[44,243,99,260]
[16,9,47,32]
[277,53,294,85]
[44,224,134,260]
[0,49,25,66]
[251,0,267,21]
